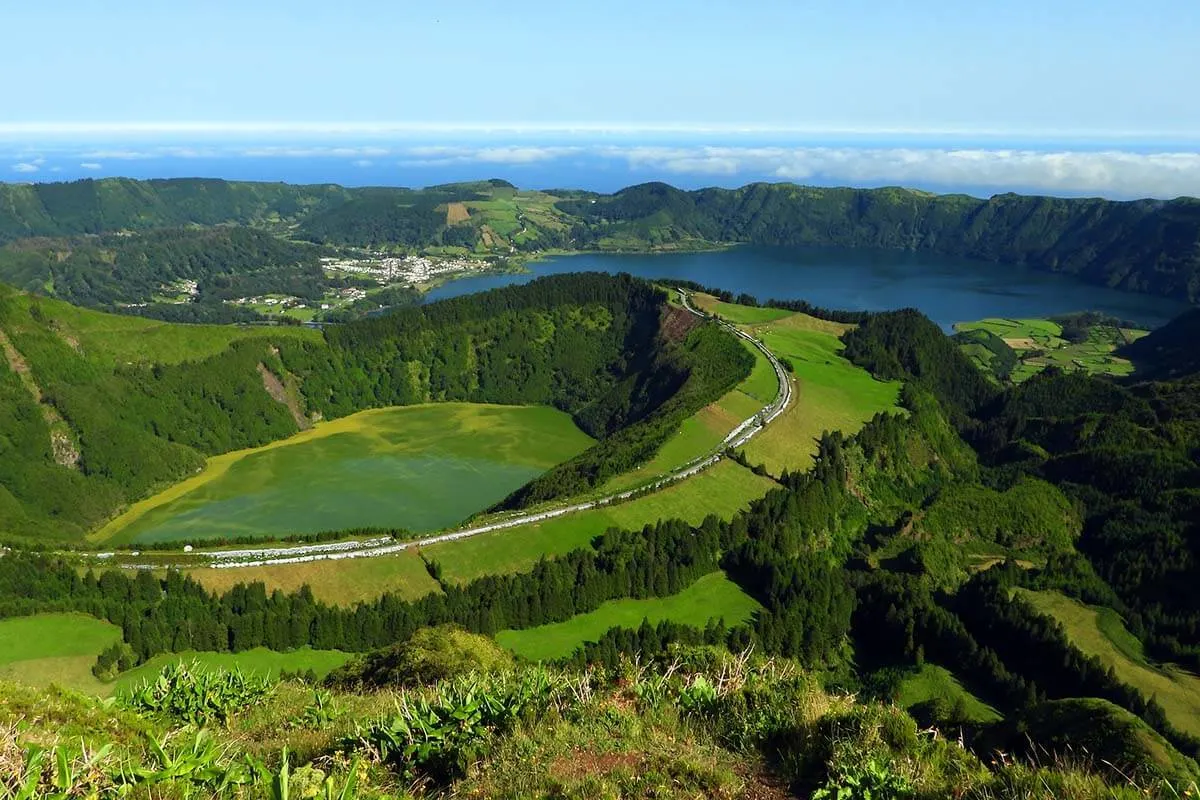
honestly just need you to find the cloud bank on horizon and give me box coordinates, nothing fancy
[5,138,1200,200]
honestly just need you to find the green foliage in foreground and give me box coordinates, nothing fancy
[121,660,275,726]
[3,650,1197,799]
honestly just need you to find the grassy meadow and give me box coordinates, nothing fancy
[424,460,776,586]
[495,571,761,661]
[0,613,123,694]
[895,664,1003,723]
[187,547,442,605]
[1018,589,1200,737]
[96,403,594,546]
[9,291,320,368]
[737,312,902,476]
[0,612,350,697]
[112,648,351,693]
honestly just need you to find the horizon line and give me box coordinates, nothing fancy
[2,121,1199,140]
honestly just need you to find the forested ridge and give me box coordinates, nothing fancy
[0,273,747,543]
[2,177,1199,305]
[562,182,1200,302]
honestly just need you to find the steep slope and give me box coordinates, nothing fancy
[561,182,1200,302]
[1120,307,1200,378]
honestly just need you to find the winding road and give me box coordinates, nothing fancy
[114,290,793,570]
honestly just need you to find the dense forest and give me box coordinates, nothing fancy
[0,273,747,543]
[2,177,1199,305]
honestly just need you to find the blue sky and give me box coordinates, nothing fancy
[4,0,1198,135]
[2,1,1199,198]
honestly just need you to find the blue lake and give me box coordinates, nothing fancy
[425,246,1190,330]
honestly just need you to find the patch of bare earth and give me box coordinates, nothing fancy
[549,748,645,782]
[737,766,794,800]
[257,362,310,430]
[1003,337,1039,350]
[660,304,703,343]
[0,328,80,468]
[445,202,471,224]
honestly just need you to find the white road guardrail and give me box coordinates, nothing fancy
[112,290,793,570]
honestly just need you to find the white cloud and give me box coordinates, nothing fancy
[401,145,580,166]
[11,162,39,173]
[79,162,103,170]
[240,145,390,158]
[606,146,1200,199]
[81,149,155,160]
[353,159,373,168]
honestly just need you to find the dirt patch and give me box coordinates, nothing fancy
[1002,337,1039,350]
[445,202,471,225]
[257,363,310,430]
[660,304,703,343]
[0,328,80,468]
[478,225,502,248]
[736,766,794,800]
[549,748,644,782]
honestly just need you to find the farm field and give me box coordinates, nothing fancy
[739,312,901,475]
[495,571,761,661]
[1018,589,1200,737]
[422,460,775,586]
[96,403,594,546]
[895,664,1003,723]
[954,317,1146,384]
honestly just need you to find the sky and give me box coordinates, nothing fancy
[2,0,1199,197]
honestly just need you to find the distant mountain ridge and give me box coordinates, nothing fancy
[1,177,1198,302]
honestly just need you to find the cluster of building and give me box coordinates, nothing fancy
[320,254,486,285]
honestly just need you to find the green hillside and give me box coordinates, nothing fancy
[0,274,750,544]
[2,177,1200,306]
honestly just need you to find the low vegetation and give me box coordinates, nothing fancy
[2,648,1196,799]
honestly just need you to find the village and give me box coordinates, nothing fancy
[319,253,490,285]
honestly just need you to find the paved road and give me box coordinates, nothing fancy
[112,290,794,570]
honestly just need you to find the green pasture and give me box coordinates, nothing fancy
[187,547,441,606]
[0,613,122,694]
[9,292,319,367]
[741,314,901,475]
[694,295,794,325]
[113,647,351,693]
[895,664,1003,723]
[495,571,761,661]
[1018,589,1200,737]
[0,612,350,696]
[99,403,594,545]
[424,460,775,586]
